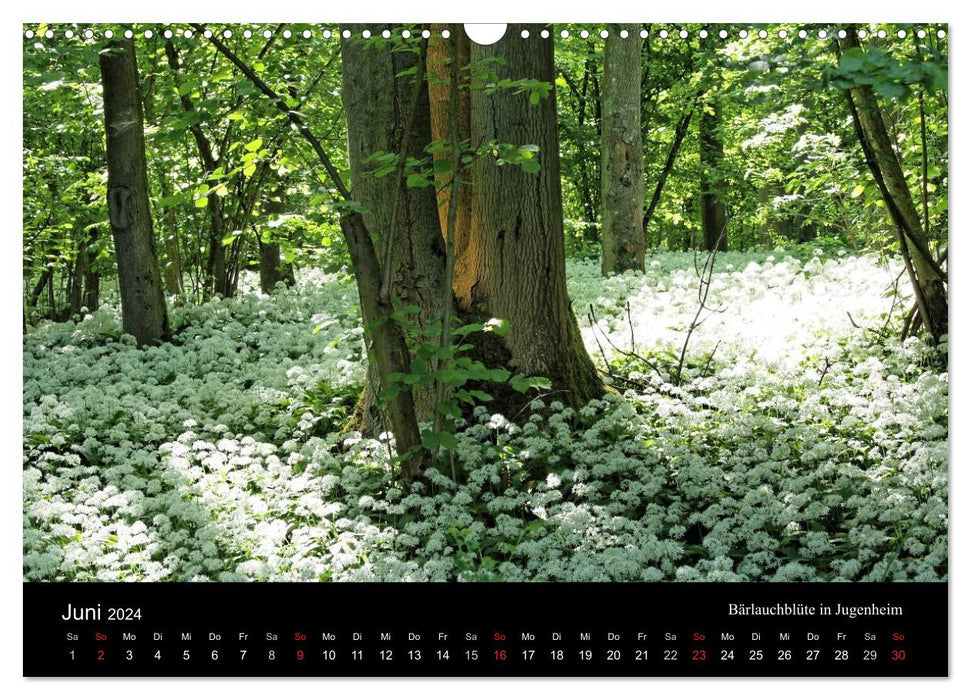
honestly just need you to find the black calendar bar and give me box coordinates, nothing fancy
[24,582,947,677]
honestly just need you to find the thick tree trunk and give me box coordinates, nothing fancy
[342,25,448,429]
[600,26,645,275]
[842,36,947,341]
[700,101,728,251]
[460,24,604,409]
[99,39,170,345]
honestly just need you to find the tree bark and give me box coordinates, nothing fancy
[600,26,645,275]
[841,33,947,342]
[99,39,170,346]
[342,212,426,482]
[341,25,449,429]
[83,253,100,312]
[700,100,728,251]
[427,24,472,262]
[459,24,604,408]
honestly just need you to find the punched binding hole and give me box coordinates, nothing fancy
[464,24,507,46]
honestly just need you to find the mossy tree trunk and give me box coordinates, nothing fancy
[342,25,449,429]
[601,25,645,275]
[99,38,170,346]
[459,24,604,408]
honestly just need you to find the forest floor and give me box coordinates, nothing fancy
[23,249,948,582]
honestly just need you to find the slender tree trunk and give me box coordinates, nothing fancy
[157,175,185,297]
[342,25,448,429]
[99,39,169,345]
[258,186,295,293]
[459,24,603,408]
[561,62,600,241]
[29,266,53,310]
[68,233,85,315]
[164,40,229,298]
[600,26,645,275]
[841,33,947,342]
[578,60,600,238]
[700,100,727,251]
[140,60,184,300]
[83,255,100,312]
[644,105,693,246]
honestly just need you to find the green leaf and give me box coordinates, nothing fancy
[244,138,263,152]
[511,375,552,393]
[873,81,906,100]
[378,385,401,402]
[453,322,486,337]
[194,196,209,208]
[850,184,865,198]
[838,51,865,73]
[243,163,257,178]
[521,159,541,174]
[405,173,432,188]
[421,432,440,450]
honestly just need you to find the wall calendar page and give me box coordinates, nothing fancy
[20,15,950,684]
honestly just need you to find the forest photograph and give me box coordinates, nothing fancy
[22,23,948,583]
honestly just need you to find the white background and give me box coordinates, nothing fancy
[1,1,964,698]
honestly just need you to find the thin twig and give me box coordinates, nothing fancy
[817,357,833,387]
[702,340,721,378]
[674,223,726,385]
[588,304,665,382]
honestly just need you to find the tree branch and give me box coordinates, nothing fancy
[191,23,351,201]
